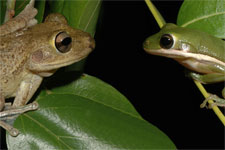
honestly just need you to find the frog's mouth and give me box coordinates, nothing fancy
[42,54,88,70]
[29,48,92,75]
[145,49,225,67]
[32,55,86,77]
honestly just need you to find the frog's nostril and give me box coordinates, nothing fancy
[89,42,95,50]
[143,40,150,48]
[88,37,95,49]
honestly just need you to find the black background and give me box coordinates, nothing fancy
[85,0,225,149]
[1,0,224,149]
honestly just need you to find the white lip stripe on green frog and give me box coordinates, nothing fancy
[145,49,225,67]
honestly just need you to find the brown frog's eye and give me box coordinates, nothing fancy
[160,34,174,49]
[55,32,72,53]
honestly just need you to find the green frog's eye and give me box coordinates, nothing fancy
[55,32,72,53]
[160,34,174,49]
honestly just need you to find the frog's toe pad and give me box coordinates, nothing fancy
[17,0,38,25]
[0,121,19,137]
[200,94,225,108]
[9,127,20,137]
[30,101,39,110]
[27,19,38,27]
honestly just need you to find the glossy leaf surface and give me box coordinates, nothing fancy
[3,0,176,149]
[7,74,176,149]
[0,0,6,24]
[177,0,225,38]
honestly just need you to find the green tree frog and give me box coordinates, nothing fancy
[143,23,225,107]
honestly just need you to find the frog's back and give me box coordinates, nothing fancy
[0,31,29,76]
[169,26,225,62]
[0,31,30,97]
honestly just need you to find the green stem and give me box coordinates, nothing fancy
[144,0,166,28]
[4,0,16,22]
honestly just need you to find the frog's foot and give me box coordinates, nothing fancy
[0,0,38,36]
[0,101,39,136]
[17,0,38,27]
[200,94,225,109]
[0,120,19,137]
[0,101,39,119]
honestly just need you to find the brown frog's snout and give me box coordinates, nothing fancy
[88,36,95,50]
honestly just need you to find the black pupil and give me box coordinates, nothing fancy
[160,34,173,49]
[55,32,72,53]
[62,37,72,46]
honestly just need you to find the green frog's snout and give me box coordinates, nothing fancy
[143,37,151,51]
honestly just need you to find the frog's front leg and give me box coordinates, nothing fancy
[0,93,5,111]
[0,93,18,136]
[202,88,225,108]
[189,72,225,107]
[0,102,39,136]
[13,74,43,107]
[0,93,28,136]
[0,74,42,136]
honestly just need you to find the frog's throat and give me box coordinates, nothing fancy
[41,55,86,70]
[29,54,87,72]
[145,49,225,67]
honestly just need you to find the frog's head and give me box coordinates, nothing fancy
[143,23,225,74]
[143,23,199,59]
[26,13,95,76]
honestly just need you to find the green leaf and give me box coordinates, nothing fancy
[14,0,45,23]
[48,0,101,37]
[42,73,142,119]
[3,1,175,149]
[0,0,6,24]
[14,0,30,16]
[7,74,175,149]
[34,0,46,23]
[177,0,225,38]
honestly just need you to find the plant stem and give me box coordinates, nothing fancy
[194,81,225,126]
[144,0,166,28]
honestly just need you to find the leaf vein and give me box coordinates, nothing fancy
[23,114,73,149]
[77,1,88,28]
[181,11,225,27]
[45,93,143,121]
[84,0,100,31]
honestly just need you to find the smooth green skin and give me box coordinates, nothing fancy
[143,23,225,104]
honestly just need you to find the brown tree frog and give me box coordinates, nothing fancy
[0,0,95,136]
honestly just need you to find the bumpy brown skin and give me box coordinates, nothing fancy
[0,4,94,111]
[0,15,94,107]
[0,1,95,136]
